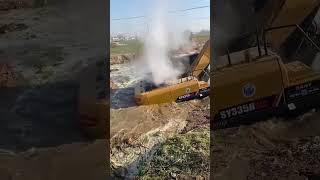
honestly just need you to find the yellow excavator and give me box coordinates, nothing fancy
[78,40,210,138]
[212,0,320,129]
[78,42,210,137]
[134,40,210,105]
[79,0,320,137]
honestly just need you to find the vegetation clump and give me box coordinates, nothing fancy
[138,128,209,179]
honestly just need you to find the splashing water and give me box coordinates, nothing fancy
[137,0,189,85]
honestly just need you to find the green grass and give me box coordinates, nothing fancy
[192,31,210,42]
[137,128,210,179]
[39,65,54,81]
[110,31,210,56]
[110,39,144,56]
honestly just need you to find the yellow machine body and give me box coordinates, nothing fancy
[191,40,210,78]
[135,79,209,105]
[265,0,320,49]
[212,47,320,128]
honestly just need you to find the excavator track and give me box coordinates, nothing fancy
[212,112,274,131]
[212,98,320,131]
[212,119,238,131]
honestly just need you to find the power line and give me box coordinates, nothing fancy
[168,5,209,13]
[112,15,146,21]
[111,5,209,21]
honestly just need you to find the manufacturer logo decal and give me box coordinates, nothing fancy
[242,83,256,97]
[288,82,319,99]
[178,94,191,100]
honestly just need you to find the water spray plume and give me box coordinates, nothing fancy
[138,0,187,85]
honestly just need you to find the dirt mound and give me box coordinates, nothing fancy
[110,102,195,138]
[0,0,31,11]
[247,136,320,179]
[0,63,25,87]
[111,98,210,178]
[0,23,28,35]
[110,54,135,65]
[182,97,210,133]
[111,102,192,176]
[110,80,117,90]
[0,140,107,180]
[212,111,320,179]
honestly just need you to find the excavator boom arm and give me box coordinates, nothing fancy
[190,40,210,80]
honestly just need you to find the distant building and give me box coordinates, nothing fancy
[111,37,120,42]
[110,34,137,42]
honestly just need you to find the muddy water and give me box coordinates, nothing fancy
[110,63,142,109]
[110,63,141,89]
